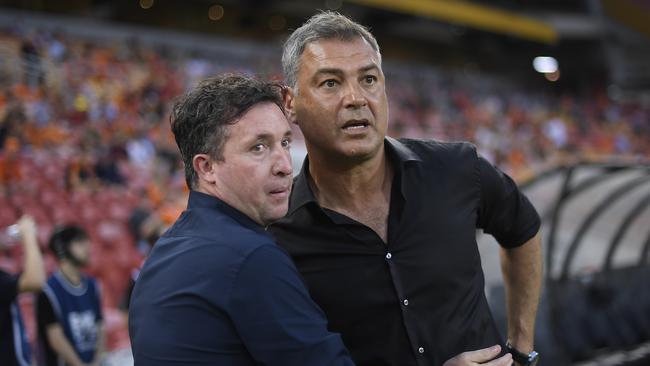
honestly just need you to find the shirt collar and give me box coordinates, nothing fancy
[188,190,268,235]
[288,137,421,215]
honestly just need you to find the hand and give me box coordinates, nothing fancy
[443,345,513,366]
[17,215,37,245]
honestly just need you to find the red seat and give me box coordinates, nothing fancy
[20,205,52,227]
[95,220,130,243]
[36,222,54,248]
[44,254,58,274]
[50,206,79,225]
[0,207,17,227]
[79,205,103,224]
[107,202,131,221]
[10,192,37,209]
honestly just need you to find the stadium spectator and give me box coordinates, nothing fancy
[20,39,44,87]
[0,137,22,195]
[0,215,44,366]
[37,225,104,366]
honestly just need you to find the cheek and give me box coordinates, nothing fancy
[72,245,87,258]
[297,107,335,135]
[299,94,335,117]
[227,163,267,199]
[372,94,388,111]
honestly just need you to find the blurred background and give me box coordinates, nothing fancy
[0,1,648,365]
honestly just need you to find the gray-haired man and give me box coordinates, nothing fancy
[270,11,541,366]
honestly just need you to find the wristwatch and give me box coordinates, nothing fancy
[505,342,540,366]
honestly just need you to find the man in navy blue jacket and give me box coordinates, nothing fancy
[128,75,353,365]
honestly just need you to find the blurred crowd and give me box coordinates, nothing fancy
[385,67,650,181]
[0,25,648,354]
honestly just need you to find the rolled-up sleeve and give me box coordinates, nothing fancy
[477,155,541,248]
[229,244,354,366]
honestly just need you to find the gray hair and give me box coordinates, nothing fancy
[282,11,381,89]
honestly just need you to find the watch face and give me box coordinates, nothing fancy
[528,351,540,366]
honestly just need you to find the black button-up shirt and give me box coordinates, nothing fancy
[270,138,540,366]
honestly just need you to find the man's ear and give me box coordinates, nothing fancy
[192,154,217,185]
[283,86,298,125]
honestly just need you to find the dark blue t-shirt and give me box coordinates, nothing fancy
[129,191,353,366]
[37,271,103,366]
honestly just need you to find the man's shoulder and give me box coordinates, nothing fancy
[154,211,276,269]
[390,138,480,181]
[165,208,273,245]
[394,137,477,162]
[44,274,58,287]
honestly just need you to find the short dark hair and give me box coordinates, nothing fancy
[170,74,285,189]
[48,225,88,261]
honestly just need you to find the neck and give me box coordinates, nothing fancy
[308,144,392,210]
[59,262,82,286]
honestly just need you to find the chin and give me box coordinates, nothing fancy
[348,134,382,149]
[342,142,382,160]
[263,209,288,225]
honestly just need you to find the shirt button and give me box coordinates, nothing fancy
[385,252,392,260]
[403,299,409,306]
[418,347,425,354]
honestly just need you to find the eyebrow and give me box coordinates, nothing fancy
[359,64,380,74]
[314,64,380,78]
[251,129,292,142]
[314,68,344,79]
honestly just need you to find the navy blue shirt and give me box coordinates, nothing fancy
[129,191,353,366]
[37,272,103,366]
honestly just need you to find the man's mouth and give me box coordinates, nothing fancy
[342,119,370,130]
[269,186,291,196]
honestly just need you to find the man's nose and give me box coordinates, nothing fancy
[272,147,293,177]
[343,82,367,109]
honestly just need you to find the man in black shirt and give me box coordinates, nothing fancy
[270,12,542,366]
[0,216,45,366]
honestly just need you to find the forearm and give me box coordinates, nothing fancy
[18,216,45,292]
[47,325,86,366]
[499,230,542,352]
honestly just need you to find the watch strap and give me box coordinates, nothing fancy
[505,342,537,365]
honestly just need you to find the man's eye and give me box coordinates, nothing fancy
[323,79,337,88]
[251,144,266,152]
[364,75,377,84]
[281,138,292,148]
